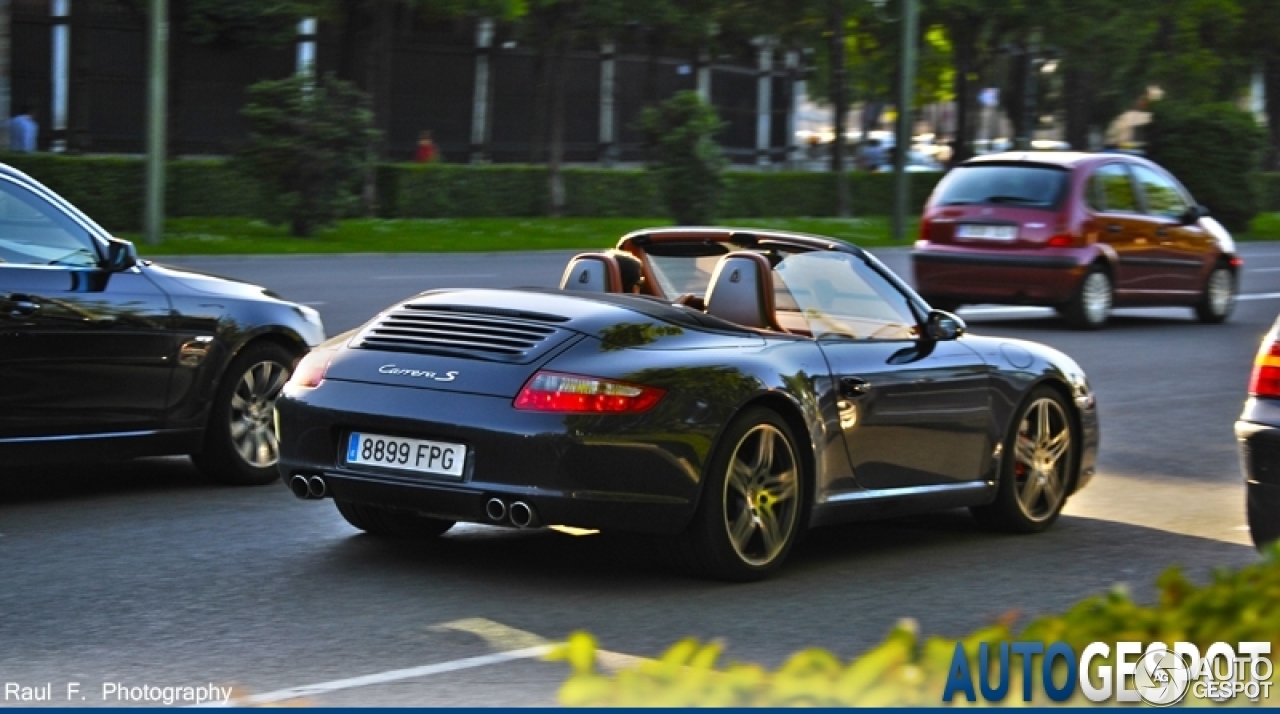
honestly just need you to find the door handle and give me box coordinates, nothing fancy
[1105,224,1123,234]
[6,293,39,316]
[840,376,872,396]
[1155,226,1170,237]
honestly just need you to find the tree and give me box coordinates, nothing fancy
[238,73,379,237]
[638,91,727,225]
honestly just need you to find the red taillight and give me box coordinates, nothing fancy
[514,371,664,413]
[918,219,930,243]
[1046,234,1075,248]
[1249,338,1280,397]
[1231,256,1245,269]
[289,350,333,389]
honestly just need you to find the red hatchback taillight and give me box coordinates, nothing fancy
[1249,336,1280,398]
[514,371,664,413]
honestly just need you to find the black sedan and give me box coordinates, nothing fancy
[277,228,1098,580]
[0,163,324,485]
[1237,317,1280,548]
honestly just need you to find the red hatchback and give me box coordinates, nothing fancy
[911,151,1241,329]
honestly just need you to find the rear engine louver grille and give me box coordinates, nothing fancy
[355,306,567,360]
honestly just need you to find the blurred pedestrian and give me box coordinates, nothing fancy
[414,129,438,163]
[9,103,38,152]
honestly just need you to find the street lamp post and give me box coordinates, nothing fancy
[891,0,918,243]
[144,0,167,246]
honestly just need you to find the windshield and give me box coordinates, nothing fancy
[931,164,1069,209]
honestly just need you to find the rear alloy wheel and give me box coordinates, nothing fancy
[678,408,805,581]
[1194,265,1236,324]
[1063,267,1112,330]
[972,387,1076,533]
[335,500,455,539]
[194,342,296,486]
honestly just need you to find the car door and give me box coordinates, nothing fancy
[773,251,993,491]
[0,175,174,439]
[1131,164,1210,293]
[1085,162,1165,294]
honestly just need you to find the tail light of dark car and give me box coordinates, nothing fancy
[1249,333,1280,398]
[514,371,665,414]
[288,349,334,389]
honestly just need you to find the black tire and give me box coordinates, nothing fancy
[1194,264,1236,324]
[676,407,806,581]
[193,341,297,486]
[334,500,455,539]
[971,387,1077,534]
[1062,265,1112,330]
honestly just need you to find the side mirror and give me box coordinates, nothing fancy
[1180,204,1208,225]
[103,237,138,272]
[925,309,966,341]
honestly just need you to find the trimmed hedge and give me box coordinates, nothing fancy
[550,545,1280,706]
[8,151,1278,231]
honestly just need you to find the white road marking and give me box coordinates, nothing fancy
[301,301,326,306]
[957,306,1051,316]
[199,646,553,707]
[1238,292,1280,302]
[1247,267,1280,273]
[374,274,497,280]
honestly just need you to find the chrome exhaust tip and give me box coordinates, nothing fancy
[485,498,507,522]
[289,475,311,499]
[509,501,536,528]
[306,475,327,499]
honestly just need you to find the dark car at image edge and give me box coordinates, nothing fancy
[0,163,325,484]
[1237,318,1280,548]
[912,151,1240,330]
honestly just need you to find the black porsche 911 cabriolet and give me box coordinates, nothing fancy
[276,227,1098,580]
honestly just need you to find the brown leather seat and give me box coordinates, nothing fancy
[703,252,781,331]
[559,253,623,292]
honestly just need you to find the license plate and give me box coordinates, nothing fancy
[346,432,466,478]
[956,224,1018,240]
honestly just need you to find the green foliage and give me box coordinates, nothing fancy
[551,545,1280,706]
[638,91,727,225]
[0,154,264,233]
[238,73,379,237]
[185,0,312,48]
[1146,100,1266,232]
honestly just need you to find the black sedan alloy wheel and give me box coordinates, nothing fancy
[194,342,298,486]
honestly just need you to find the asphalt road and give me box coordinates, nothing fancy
[2,243,1276,706]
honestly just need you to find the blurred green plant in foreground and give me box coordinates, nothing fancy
[549,545,1280,706]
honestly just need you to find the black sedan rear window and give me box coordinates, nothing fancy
[931,164,1069,209]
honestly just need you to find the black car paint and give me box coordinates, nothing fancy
[1236,397,1280,547]
[0,165,324,465]
[277,286,1099,536]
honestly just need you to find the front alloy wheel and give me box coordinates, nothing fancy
[193,342,297,486]
[972,387,1076,533]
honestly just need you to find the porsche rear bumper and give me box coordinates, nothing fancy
[276,379,709,534]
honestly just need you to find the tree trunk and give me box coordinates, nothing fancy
[644,27,666,108]
[948,17,974,165]
[362,0,394,215]
[336,0,364,84]
[828,1,849,218]
[527,35,549,163]
[1264,52,1280,171]
[1061,60,1090,152]
[68,0,92,154]
[547,28,571,217]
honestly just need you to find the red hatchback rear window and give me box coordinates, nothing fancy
[931,164,1069,210]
